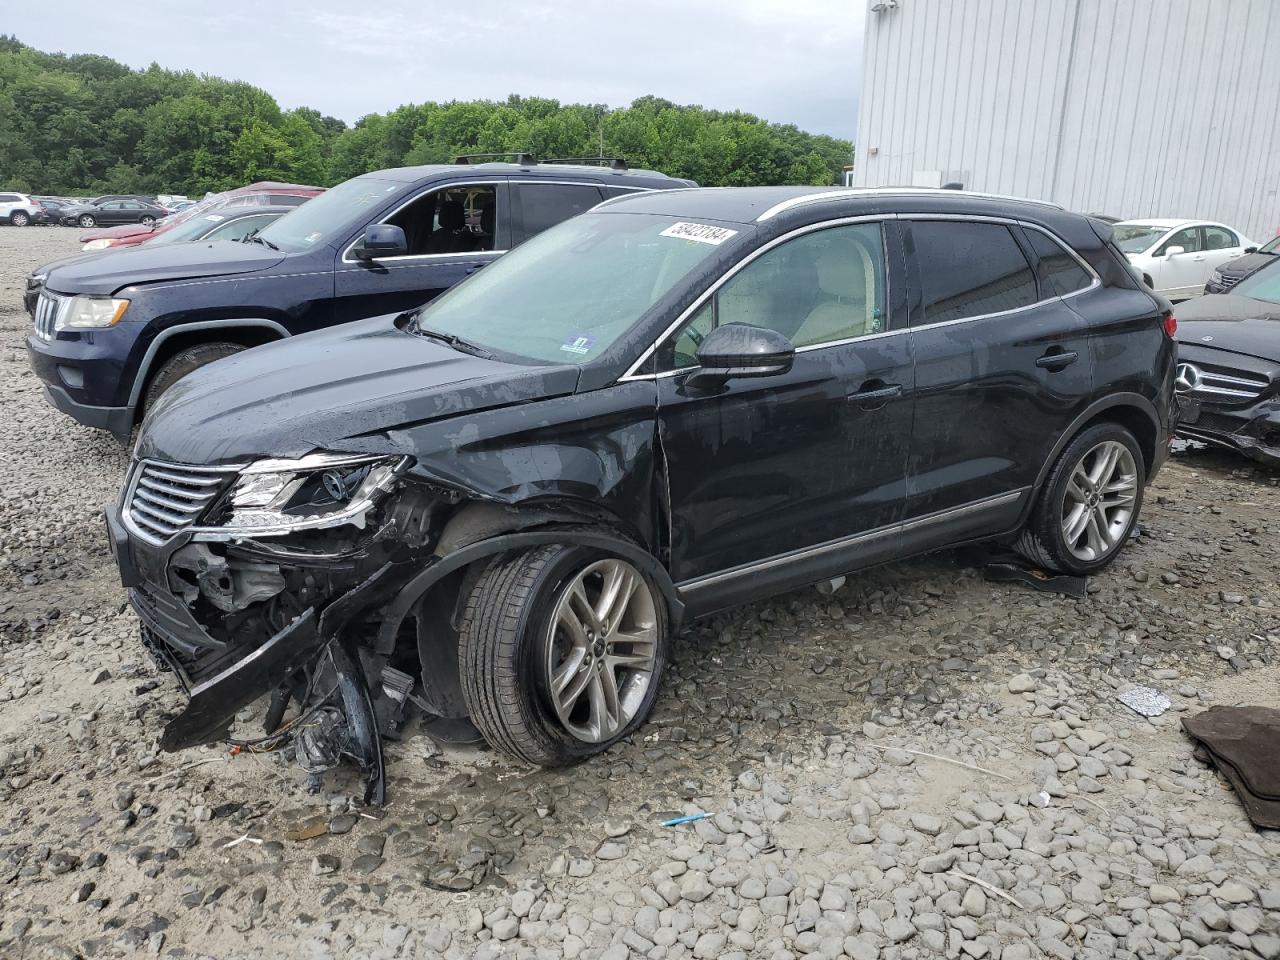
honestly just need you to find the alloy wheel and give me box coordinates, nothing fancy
[1060,440,1138,562]
[12,212,28,226]
[79,215,95,228]
[544,558,658,743]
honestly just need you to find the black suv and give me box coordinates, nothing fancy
[106,186,1175,801]
[27,158,692,438]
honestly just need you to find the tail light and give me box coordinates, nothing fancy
[1162,310,1177,338]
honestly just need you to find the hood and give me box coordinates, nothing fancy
[44,240,285,296]
[81,223,159,242]
[136,314,582,464]
[31,249,113,278]
[1175,295,1280,363]
[1217,251,1277,277]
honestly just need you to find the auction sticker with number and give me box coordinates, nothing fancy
[659,222,738,245]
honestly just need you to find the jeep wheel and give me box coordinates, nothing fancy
[458,545,668,766]
[140,215,156,226]
[78,214,96,228]
[142,342,245,413]
[1017,423,1144,576]
[10,211,29,227]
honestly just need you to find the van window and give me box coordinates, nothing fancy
[911,221,1038,324]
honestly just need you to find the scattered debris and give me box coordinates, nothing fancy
[981,562,1088,599]
[1183,706,1280,829]
[660,812,711,827]
[1117,685,1172,717]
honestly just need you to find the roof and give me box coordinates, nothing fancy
[360,162,684,184]
[597,185,1065,225]
[1115,218,1195,229]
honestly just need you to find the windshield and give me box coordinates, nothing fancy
[1260,235,1280,255]
[1232,258,1280,304]
[256,176,400,252]
[1112,224,1167,254]
[144,213,237,246]
[413,212,742,364]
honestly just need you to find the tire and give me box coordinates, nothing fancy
[142,342,245,413]
[78,214,96,228]
[10,211,29,227]
[458,544,669,767]
[140,215,156,226]
[1017,422,1145,576]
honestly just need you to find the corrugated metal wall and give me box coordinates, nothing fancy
[853,0,1280,241]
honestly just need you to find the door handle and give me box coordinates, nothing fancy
[1192,255,1206,261]
[1035,350,1079,371]
[465,263,488,275]
[847,382,903,409]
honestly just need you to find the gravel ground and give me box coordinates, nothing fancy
[1,227,1279,960]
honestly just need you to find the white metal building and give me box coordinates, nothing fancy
[853,0,1280,241]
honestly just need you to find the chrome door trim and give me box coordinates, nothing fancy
[675,488,1027,592]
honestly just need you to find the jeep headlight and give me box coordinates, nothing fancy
[216,452,406,536]
[56,295,129,330]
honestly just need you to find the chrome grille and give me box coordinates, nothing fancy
[123,460,240,544]
[33,291,64,341]
[1217,274,1240,288]
[1176,362,1270,401]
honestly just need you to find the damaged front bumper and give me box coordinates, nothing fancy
[1176,394,1280,468]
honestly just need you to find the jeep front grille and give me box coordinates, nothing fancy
[33,291,65,340]
[123,460,241,544]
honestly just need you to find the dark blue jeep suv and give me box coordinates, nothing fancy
[26,158,692,438]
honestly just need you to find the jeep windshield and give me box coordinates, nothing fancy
[254,176,401,253]
[412,213,744,364]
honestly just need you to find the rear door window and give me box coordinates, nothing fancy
[910,221,1039,324]
[512,183,604,246]
[1025,229,1094,297]
[1202,225,1238,250]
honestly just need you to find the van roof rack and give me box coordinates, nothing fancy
[542,157,629,171]
[454,152,537,166]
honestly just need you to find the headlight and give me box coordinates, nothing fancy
[81,239,113,251]
[212,452,406,537]
[55,295,129,330]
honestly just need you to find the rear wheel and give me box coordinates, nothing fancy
[78,214,96,228]
[1017,423,1144,576]
[142,342,245,413]
[10,211,29,227]
[458,545,668,766]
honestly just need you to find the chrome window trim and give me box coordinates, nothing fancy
[676,488,1026,591]
[755,188,1064,223]
[620,213,1100,383]
[619,214,889,382]
[339,179,505,265]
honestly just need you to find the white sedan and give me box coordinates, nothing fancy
[1112,219,1256,300]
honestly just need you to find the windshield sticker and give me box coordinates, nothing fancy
[560,334,595,356]
[205,214,225,222]
[304,231,323,245]
[659,222,738,245]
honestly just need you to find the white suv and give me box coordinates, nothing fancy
[0,192,39,227]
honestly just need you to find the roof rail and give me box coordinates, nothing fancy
[454,152,537,166]
[755,187,1064,222]
[542,156,629,171]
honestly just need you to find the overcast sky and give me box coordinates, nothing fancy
[12,0,864,139]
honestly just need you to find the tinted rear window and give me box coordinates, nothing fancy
[1026,229,1094,297]
[911,221,1038,324]
[514,183,603,243]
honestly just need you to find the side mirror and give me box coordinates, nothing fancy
[1164,245,1185,259]
[352,224,407,261]
[689,323,794,385]
[1244,246,1258,254]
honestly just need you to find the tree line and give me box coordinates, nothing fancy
[0,36,852,196]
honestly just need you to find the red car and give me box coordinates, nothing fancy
[78,182,323,250]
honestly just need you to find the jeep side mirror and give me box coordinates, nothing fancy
[689,323,794,386]
[1164,245,1185,259]
[353,224,407,261]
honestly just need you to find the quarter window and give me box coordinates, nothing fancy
[911,221,1038,324]
[1025,229,1093,297]
[663,222,887,370]
[1202,226,1238,250]
[513,184,604,245]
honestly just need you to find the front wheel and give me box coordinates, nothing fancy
[458,545,668,766]
[140,215,156,226]
[1017,423,1145,576]
[142,341,245,413]
[10,211,29,227]
[78,214,96,228]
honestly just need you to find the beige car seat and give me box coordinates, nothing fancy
[791,236,879,347]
